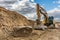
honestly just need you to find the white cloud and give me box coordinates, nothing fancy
[0,0,16,4]
[31,0,34,2]
[0,0,4,1]
[0,0,17,9]
[48,8,60,13]
[55,18,60,22]
[24,13,37,20]
[53,0,60,4]
[11,0,36,15]
[48,8,60,22]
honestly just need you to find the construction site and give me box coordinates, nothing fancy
[0,0,60,40]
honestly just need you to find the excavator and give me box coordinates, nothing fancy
[35,4,55,29]
[12,4,55,37]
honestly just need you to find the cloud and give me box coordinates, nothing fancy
[0,0,16,4]
[0,0,3,1]
[0,0,17,9]
[48,8,60,22]
[24,13,37,20]
[53,0,60,4]
[55,18,60,22]
[11,0,36,12]
[30,0,34,2]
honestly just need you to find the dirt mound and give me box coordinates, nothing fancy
[0,7,32,37]
[0,7,31,26]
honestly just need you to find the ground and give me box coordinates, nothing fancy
[0,28,60,40]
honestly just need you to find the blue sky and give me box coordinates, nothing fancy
[33,0,60,11]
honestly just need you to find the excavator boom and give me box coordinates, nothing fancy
[36,4,55,28]
[36,4,41,25]
[39,6,48,24]
[36,4,40,19]
[39,4,55,27]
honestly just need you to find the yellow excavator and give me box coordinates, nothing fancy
[35,4,55,29]
[12,4,55,37]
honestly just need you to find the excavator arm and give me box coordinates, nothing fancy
[36,4,48,25]
[36,4,41,25]
[39,6,55,27]
[35,4,55,29]
[39,8,48,25]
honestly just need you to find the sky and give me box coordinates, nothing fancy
[0,0,60,21]
[34,0,60,11]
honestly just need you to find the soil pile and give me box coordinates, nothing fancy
[0,7,32,37]
[0,7,31,27]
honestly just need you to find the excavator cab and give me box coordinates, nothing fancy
[44,16,54,26]
[48,16,54,24]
